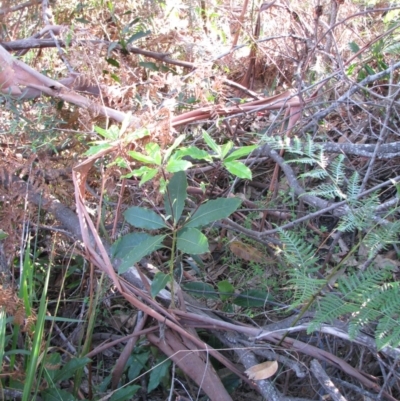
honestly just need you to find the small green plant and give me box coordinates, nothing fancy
[112,171,242,304]
[126,129,256,186]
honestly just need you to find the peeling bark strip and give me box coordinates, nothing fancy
[0,45,136,124]
[148,330,233,401]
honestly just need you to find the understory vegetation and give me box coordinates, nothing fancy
[1,0,400,400]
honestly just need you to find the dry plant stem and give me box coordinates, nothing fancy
[1,39,196,69]
[111,312,147,390]
[323,0,339,64]
[310,359,347,401]
[230,0,249,48]
[303,59,400,133]
[15,24,64,57]
[0,0,41,15]
[332,378,383,400]
[378,357,399,400]
[223,336,282,401]
[235,339,307,379]
[319,141,400,159]
[111,178,126,239]
[0,44,134,122]
[86,326,158,359]
[41,0,73,72]
[175,309,400,361]
[359,64,398,193]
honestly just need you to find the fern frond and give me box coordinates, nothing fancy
[278,229,324,307]
[291,136,305,155]
[314,148,328,169]
[310,267,400,347]
[299,168,328,180]
[287,157,317,165]
[346,172,361,200]
[339,268,387,302]
[337,195,380,232]
[278,229,318,269]
[363,221,400,257]
[376,316,400,350]
[328,154,346,186]
[302,134,315,156]
[303,183,346,200]
[308,294,359,333]
[288,270,326,308]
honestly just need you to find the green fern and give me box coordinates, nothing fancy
[346,172,361,200]
[278,229,318,269]
[278,230,325,308]
[309,267,400,349]
[337,194,380,232]
[265,135,400,349]
[299,168,328,180]
[328,154,346,186]
[363,221,400,257]
[303,183,346,200]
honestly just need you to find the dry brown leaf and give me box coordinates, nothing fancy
[245,361,278,380]
[229,241,264,263]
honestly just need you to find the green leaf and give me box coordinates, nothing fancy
[224,160,252,179]
[233,290,273,307]
[125,128,150,142]
[53,357,91,382]
[224,145,257,162]
[42,352,61,382]
[128,352,149,380]
[148,357,171,392]
[166,159,192,172]
[163,134,186,162]
[107,42,120,58]
[151,272,171,298]
[0,230,8,240]
[74,17,90,24]
[175,146,212,161]
[348,41,360,54]
[220,141,234,158]
[42,388,76,401]
[364,64,375,75]
[202,130,221,156]
[128,150,157,164]
[182,282,218,299]
[185,198,242,228]
[106,57,120,67]
[217,280,235,301]
[177,228,209,254]
[111,74,121,83]
[127,30,151,44]
[139,61,159,71]
[84,143,112,156]
[94,125,119,140]
[111,232,153,258]
[124,207,167,230]
[119,235,166,273]
[164,171,187,224]
[110,385,141,401]
[146,143,162,165]
[130,166,158,186]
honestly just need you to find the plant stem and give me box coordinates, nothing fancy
[169,230,177,308]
